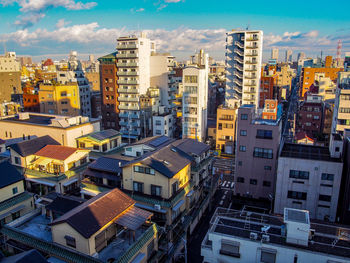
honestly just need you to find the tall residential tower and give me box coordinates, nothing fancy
[225,30,263,108]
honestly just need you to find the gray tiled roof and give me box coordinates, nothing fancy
[172,138,210,156]
[9,136,60,157]
[88,157,128,174]
[0,161,24,188]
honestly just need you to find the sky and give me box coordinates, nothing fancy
[0,0,349,62]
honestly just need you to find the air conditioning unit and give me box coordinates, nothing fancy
[262,234,270,243]
[250,232,258,240]
[154,204,161,211]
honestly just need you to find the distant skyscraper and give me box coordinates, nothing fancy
[297,52,306,61]
[285,49,292,62]
[271,48,279,61]
[225,30,263,108]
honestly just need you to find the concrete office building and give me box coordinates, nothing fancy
[0,52,21,103]
[235,105,281,200]
[271,48,279,61]
[201,207,350,263]
[332,72,350,136]
[215,105,237,155]
[182,50,209,142]
[116,33,155,140]
[225,30,263,108]
[274,143,343,222]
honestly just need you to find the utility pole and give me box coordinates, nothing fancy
[128,113,131,145]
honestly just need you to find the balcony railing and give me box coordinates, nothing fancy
[246,45,258,49]
[117,43,138,49]
[118,97,139,102]
[116,62,138,67]
[119,104,139,110]
[245,60,257,64]
[116,53,138,58]
[234,41,244,49]
[234,49,244,57]
[117,88,139,93]
[117,79,139,85]
[234,56,243,64]
[117,71,139,76]
[234,64,243,71]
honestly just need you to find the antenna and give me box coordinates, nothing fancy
[246,21,250,30]
[337,40,342,64]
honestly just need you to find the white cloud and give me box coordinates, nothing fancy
[0,0,97,28]
[164,0,182,2]
[135,8,145,12]
[55,19,71,29]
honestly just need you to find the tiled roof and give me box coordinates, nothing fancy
[50,188,135,238]
[0,249,48,263]
[46,195,84,215]
[0,161,24,188]
[34,145,78,160]
[9,136,60,157]
[88,157,128,174]
[172,138,210,156]
[88,129,120,142]
[0,138,5,144]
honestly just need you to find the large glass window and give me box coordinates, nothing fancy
[253,148,273,159]
[133,181,144,193]
[184,75,198,83]
[289,170,309,180]
[321,173,334,181]
[288,191,307,200]
[256,129,273,139]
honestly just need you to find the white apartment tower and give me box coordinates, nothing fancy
[331,72,350,137]
[285,49,293,63]
[116,33,155,140]
[225,30,263,108]
[182,50,209,142]
[271,48,279,61]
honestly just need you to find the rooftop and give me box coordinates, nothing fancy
[79,129,121,143]
[34,145,81,160]
[207,207,350,258]
[0,113,98,128]
[0,161,24,188]
[9,136,60,157]
[280,143,341,162]
[88,157,128,174]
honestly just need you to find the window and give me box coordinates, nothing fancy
[220,239,240,258]
[134,165,155,175]
[12,211,20,221]
[238,161,242,166]
[250,179,257,185]
[261,249,276,263]
[133,181,144,193]
[340,107,350,113]
[61,101,68,105]
[288,191,307,200]
[239,145,246,152]
[240,130,247,136]
[80,157,87,165]
[14,157,21,165]
[12,187,18,195]
[264,166,272,170]
[319,194,331,202]
[241,114,248,120]
[237,177,244,183]
[321,173,334,181]
[156,130,162,135]
[60,91,67,97]
[65,235,76,248]
[93,144,99,151]
[172,182,179,195]
[289,170,309,180]
[253,147,273,159]
[184,75,198,83]
[263,181,271,187]
[155,120,161,126]
[151,185,162,196]
[218,123,222,130]
[256,129,273,139]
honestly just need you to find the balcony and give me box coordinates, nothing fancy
[116,62,138,67]
[117,79,139,85]
[117,71,139,76]
[245,67,257,72]
[116,53,138,58]
[244,82,256,87]
[119,112,140,119]
[117,88,139,93]
[118,96,139,102]
[168,78,175,84]
[234,64,243,71]
[234,79,242,86]
[120,129,141,136]
[246,45,258,49]
[234,41,244,49]
[234,56,243,64]
[245,52,258,57]
[246,36,259,41]
[119,104,139,110]
[245,60,257,64]
[243,88,256,94]
[117,43,138,49]
[234,49,244,57]
[244,75,256,79]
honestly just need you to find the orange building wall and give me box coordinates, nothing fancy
[325,56,333,68]
[23,86,40,112]
[300,67,343,97]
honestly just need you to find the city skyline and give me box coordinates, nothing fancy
[0,0,349,61]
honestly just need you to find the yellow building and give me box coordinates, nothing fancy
[0,161,34,226]
[216,105,237,155]
[76,129,121,155]
[23,145,90,195]
[39,82,80,116]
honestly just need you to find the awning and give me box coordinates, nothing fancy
[0,205,25,220]
[32,157,51,166]
[80,189,98,197]
[186,190,194,197]
[115,206,153,231]
[134,203,166,214]
[26,178,56,187]
[63,178,78,187]
[172,199,185,211]
[131,253,145,263]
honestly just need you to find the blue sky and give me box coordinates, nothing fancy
[0,0,349,61]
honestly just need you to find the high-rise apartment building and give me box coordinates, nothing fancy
[0,52,21,103]
[271,48,279,61]
[116,33,155,141]
[332,72,350,136]
[285,49,293,62]
[182,50,209,142]
[225,30,263,108]
[98,52,119,130]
